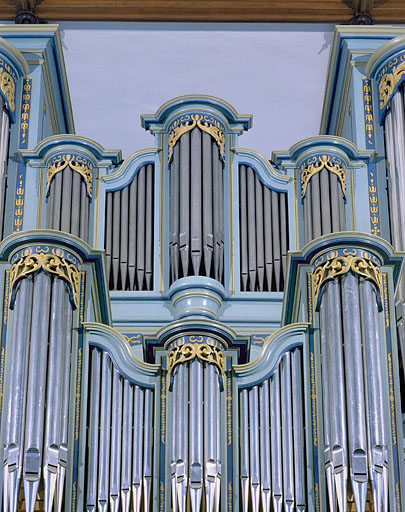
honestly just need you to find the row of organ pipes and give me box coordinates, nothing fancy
[3,273,73,512]
[86,348,154,512]
[170,128,224,284]
[319,275,387,512]
[239,348,306,512]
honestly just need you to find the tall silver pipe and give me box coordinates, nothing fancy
[214,367,221,512]
[320,169,331,235]
[52,171,63,230]
[204,364,216,512]
[112,190,121,289]
[171,367,179,512]
[327,279,348,512]
[189,360,203,510]
[143,389,153,512]
[137,167,146,289]
[263,186,273,291]
[304,180,313,244]
[176,364,188,512]
[121,379,134,512]
[61,167,73,233]
[391,90,405,250]
[212,143,221,282]
[128,175,138,290]
[218,148,224,282]
[202,132,213,277]
[98,351,112,512]
[132,385,144,512]
[259,380,271,512]
[320,293,336,512]
[145,164,153,290]
[43,279,66,512]
[190,128,202,275]
[329,173,341,233]
[70,171,81,237]
[281,353,294,512]
[280,192,288,287]
[271,190,281,291]
[86,348,101,511]
[360,279,386,512]
[110,368,123,512]
[292,348,306,511]
[341,272,368,512]
[3,278,32,512]
[255,176,265,291]
[120,184,129,290]
[179,132,190,277]
[270,370,283,512]
[105,192,112,286]
[23,272,51,512]
[239,165,248,290]
[170,147,180,283]
[311,173,321,238]
[247,167,257,290]
[248,386,260,512]
[239,388,249,512]
[79,178,89,242]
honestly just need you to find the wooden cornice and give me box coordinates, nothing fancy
[0,0,404,24]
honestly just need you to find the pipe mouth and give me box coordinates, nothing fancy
[169,276,225,320]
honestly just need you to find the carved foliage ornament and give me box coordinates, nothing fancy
[168,114,226,163]
[301,154,346,199]
[0,58,16,115]
[46,153,93,198]
[9,245,81,309]
[167,335,226,390]
[312,248,382,310]
[377,52,405,113]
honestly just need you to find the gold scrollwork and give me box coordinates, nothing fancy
[167,340,225,386]
[9,249,81,308]
[379,60,405,110]
[0,68,15,113]
[168,114,225,162]
[46,154,93,198]
[301,154,346,199]
[312,254,382,307]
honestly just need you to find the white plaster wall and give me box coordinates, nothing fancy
[59,23,334,159]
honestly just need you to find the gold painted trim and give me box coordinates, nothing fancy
[46,153,93,198]
[312,252,382,307]
[301,154,346,198]
[9,248,81,308]
[168,113,225,162]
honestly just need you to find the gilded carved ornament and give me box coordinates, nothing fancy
[312,249,382,308]
[301,154,346,199]
[46,154,93,198]
[167,335,225,389]
[0,58,16,114]
[9,246,81,309]
[378,54,405,111]
[168,114,225,162]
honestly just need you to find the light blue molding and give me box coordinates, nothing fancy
[233,147,291,192]
[0,38,28,123]
[141,94,252,135]
[19,134,122,167]
[283,231,404,326]
[83,322,160,387]
[100,148,159,189]
[233,323,308,388]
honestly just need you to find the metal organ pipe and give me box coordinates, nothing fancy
[85,347,155,512]
[0,103,10,237]
[238,165,289,291]
[170,127,224,283]
[104,164,155,290]
[238,348,306,512]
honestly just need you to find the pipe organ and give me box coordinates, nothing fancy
[0,23,403,512]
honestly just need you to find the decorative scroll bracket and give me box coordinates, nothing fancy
[0,57,17,121]
[301,153,346,200]
[312,247,382,311]
[376,50,405,122]
[167,334,226,391]
[9,245,81,309]
[46,153,94,199]
[168,113,226,163]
